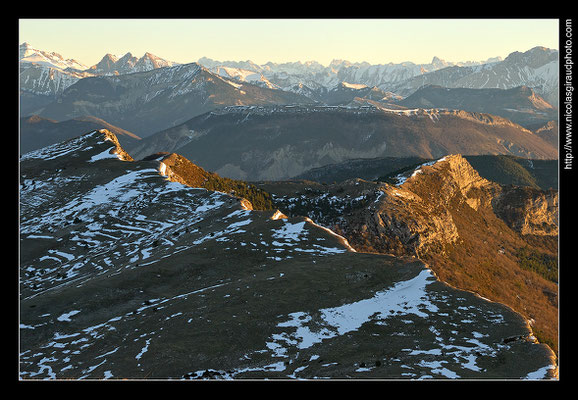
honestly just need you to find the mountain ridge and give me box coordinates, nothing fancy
[127,104,558,181]
[260,154,559,353]
[87,51,179,75]
[19,129,558,379]
[20,43,559,119]
[396,85,556,128]
[35,63,315,136]
[390,46,558,106]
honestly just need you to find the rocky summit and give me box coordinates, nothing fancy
[19,130,557,380]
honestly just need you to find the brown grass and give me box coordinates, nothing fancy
[421,197,558,354]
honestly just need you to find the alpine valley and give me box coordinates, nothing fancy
[19,42,560,380]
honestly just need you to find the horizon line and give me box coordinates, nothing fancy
[20,42,559,70]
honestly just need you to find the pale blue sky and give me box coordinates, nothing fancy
[19,18,560,67]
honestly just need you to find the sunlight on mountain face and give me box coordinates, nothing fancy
[19,36,560,380]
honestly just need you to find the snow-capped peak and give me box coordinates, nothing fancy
[19,42,89,71]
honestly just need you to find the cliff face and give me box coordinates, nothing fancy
[345,182,461,257]
[492,187,558,236]
[375,155,558,254]
[414,154,558,238]
[402,154,498,209]
[341,155,521,257]
[100,129,134,162]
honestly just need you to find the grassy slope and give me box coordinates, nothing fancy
[158,153,275,211]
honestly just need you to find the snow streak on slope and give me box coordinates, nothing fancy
[19,130,356,298]
[180,266,554,380]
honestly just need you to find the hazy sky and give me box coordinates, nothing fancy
[19,18,560,67]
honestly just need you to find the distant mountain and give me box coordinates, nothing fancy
[19,63,91,116]
[127,104,558,181]
[19,130,557,379]
[391,46,558,107]
[20,42,89,71]
[211,66,280,90]
[21,43,559,124]
[36,63,315,137]
[198,55,503,98]
[19,43,94,115]
[197,47,558,114]
[319,82,402,106]
[87,52,179,75]
[20,43,91,112]
[19,43,181,116]
[20,115,141,154]
[396,85,557,128]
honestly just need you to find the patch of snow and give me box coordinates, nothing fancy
[524,365,556,380]
[88,147,120,162]
[341,82,368,90]
[269,269,437,352]
[57,310,81,322]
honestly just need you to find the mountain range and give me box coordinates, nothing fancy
[198,47,557,107]
[198,54,504,96]
[19,43,180,117]
[20,42,89,71]
[388,46,559,107]
[19,129,558,379]
[18,41,561,380]
[127,104,557,181]
[33,63,313,137]
[20,43,559,136]
[87,52,179,75]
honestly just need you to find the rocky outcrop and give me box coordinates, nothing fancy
[401,154,499,208]
[98,129,134,161]
[267,154,558,256]
[492,186,558,236]
[393,154,558,237]
[345,155,498,256]
[340,182,460,257]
